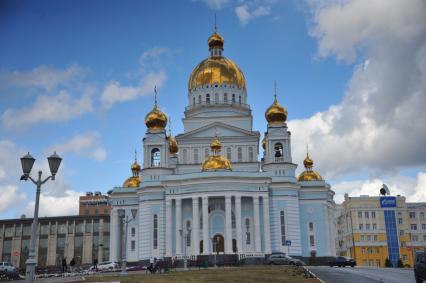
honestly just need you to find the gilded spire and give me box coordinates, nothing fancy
[124,151,141,188]
[201,133,231,171]
[298,146,322,182]
[144,86,168,130]
[265,82,288,124]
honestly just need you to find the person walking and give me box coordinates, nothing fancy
[62,258,67,273]
[93,258,98,272]
[70,258,76,273]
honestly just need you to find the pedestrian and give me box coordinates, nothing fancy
[93,258,98,272]
[62,258,67,273]
[70,258,75,273]
[148,256,154,274]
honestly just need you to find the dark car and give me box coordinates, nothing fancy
[415,250,426,283]
[266,254,306,266]
[328,256,356,267]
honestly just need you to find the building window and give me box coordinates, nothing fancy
[237,147,242,162]
[371,211,376,219]
[359,224,363,230]
[206,94,210,104]
[153,214,158,249]
[226,147,231,160]
[232,93,235,103]
[151,148,161,167]
[412,235,418,242]
[232,212,236,229]
[373,235,378,241]
[309,222,314,232]
[183,149,188,163]
[361,248,365,254]
[193,148,199,163]
[411,224,417,230]
[198,95,202,104]
[367,235,371,241]
[422,224,426,230]
[224,93,228,103]
[372,223,377,230]
[204,148,209,158]
[131,240,135,251]
[309,235,315,247]
[423,235,426,242]
[280,211,286,245]
[365,211,369,218]
[131,227,135,237]
[400,229,404,236]
[361,235,365,241]
[245,218,251,245]
[239,95,242,104]
[248,147,254,162]
[215,93,219,103]
[421,212,425,219]
[398,218,403,224]
[409,212,416,219]
[358,211,362,218]
[186,220,191,247]
[366,224,370,230]
[375,247,380,254]
[274,143,283,157]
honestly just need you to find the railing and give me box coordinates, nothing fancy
[274,157,285,163]
[185,102,250,111]
[238,252,265,260]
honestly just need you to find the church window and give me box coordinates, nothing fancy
[204,148,209,158]
[226,148,231,160]
[224,93,228,103]
[232,94,235,103]
[310,235,315,247]
[245,218,251,245]
[153,214,158,249]
[239,95,242,104]
[186,220,191,247]
[183,149,188,163]
[215,93,219,103]
[151,148,161,167]
[193,148,199,163]
[131,227,135,237]
[309,222,314,232]
[131,240,135,251]
[206,94,210,104]
[248,147,254,162]
[198,95,202,104]
[237,147,242,162]
[232,211,236,229]
[274,143,283,158]
[280,211,286,245]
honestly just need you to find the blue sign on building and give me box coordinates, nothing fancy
[380,196,396,208]
[380,196,399,266]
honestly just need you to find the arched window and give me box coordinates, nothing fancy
[131,227,135,237]
[204,148,209,158]
[248,147,254,162]
[186,220,191,247]
[239,95,242,104]
[193,148,199,163]
[198,95,202,104]
[280,210,286,246]
[215,93,219,104]
[224,93,228,103]
[183,149,188,163]
[309,222,314,232]
[232,94,236,103]
[274,143,283,158]
[226,147,231,160]
[232,211,236,228]
[151,148,161,167]
[206,94,210,104]
[237,147,242,162]
[193,96,195,105]
[153,214,158,249]
[245,218,251,245]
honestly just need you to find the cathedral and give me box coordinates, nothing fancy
[109,30,336,262]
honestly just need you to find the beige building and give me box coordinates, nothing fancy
[0,215,110,270]
[79,191,111,216]
[335,193,426,267]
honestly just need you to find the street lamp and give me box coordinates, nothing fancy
[119,208,137,275]
[20,152,62,283]
[179,227,191,271]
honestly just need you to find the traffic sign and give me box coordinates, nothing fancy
[13,251,19,256]
[285,240,292,246]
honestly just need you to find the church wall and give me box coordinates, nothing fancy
[138,198,164,260]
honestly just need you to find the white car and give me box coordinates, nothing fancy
[0,262,16,273]
[96,261,119,271]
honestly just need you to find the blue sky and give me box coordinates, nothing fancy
[1,0,425,219]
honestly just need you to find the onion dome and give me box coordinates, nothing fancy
[169,134,179,155]
[265,95,288,124]
[123,154,141,188]
[188,31,246,91]
[145,87,168,130]
[298,153,323,182]
[201,135,232,171]
[262,136,266,150]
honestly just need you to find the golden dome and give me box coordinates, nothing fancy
[297,153,322,182]
[188,32,246,91]
[201,135,232,171]
[123,157,141,188]
[265,96,288,124]
[208,31,224,49]
[145,104,167,130]
[262,137,266,150]
[169,135,179,155]
[131,160,141,172]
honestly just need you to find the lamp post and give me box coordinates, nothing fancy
[118,208,137,275]
[20,152,62,283]
[179,227,191,271]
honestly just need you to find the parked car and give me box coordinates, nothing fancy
[0,262,19,279]
[96,261,119,271]
[415,250,426,283]
[328,256,356,267]
[267,254,305,266]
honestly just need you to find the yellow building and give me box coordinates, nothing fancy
[335,193,426,267]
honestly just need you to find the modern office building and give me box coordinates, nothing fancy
[0,215,110,270]
[335,193,426,267]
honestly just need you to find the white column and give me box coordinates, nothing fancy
[235,195,243,253]
[110,209,118,261]
[176,198,182,255]
[263,195,271,254]
[225,195,233,253]
[192,197,200,255]
[253,196,261,252]
[202,196,210,254]
[166,199,172,256]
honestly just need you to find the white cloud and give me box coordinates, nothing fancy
[1,86,95,128]
[194,0,230,9]
[49,132,107,161]
[0,65,84,92]
[0,185,26,213]
[235,4,271,26]
[23,189,81,217]
[289,0,426,178]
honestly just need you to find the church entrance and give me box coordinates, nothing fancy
[212,234,224,253]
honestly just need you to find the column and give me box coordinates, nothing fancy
[111,209,120,261]
[202,196,210,254]
[235,195,243,253]
[263,195,271,254]
[166,199,172,256]
[192,197,200,255]
[175,198,182,255]
[253,196,261,252]
[225,195,233,253]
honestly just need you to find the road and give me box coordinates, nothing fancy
[308,266,415,283]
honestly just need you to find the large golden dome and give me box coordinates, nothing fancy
[188,31,246,91]
[201,135,232,171]
[265,96,288,124]
[145,104,167,130]
[298,153,322,182]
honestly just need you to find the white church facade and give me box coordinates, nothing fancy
[109,30,336,262]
